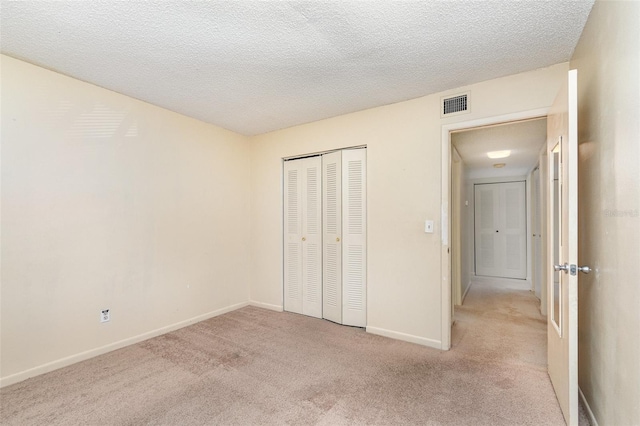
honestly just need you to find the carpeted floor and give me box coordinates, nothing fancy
[1,279,587,425]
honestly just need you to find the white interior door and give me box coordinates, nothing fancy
[322,151,342,324]
[547,69,582,426]
[341,148,367,327]
[475,181,527,279]
[284,160,303,314]
[302,157,323,318]
[475,184,499,276]
[283,156,322,318]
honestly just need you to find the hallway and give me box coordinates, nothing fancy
[452,279,547,365]
[452,278,590,425]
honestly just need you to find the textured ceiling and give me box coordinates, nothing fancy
[452,118,547,179]
[0,1,594,136]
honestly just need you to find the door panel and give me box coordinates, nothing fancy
[547,69,579,426]
[302,159,322,318]
[284,156,322,318]
[342,149,367,327]
[322,151,342,323]
[284,162,303,314]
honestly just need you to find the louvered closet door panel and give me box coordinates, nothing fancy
[302,157,323,318]
[341,149,367,327]
[283,160,303,314]
[475,184,500,277]
[501,181,527,279]
[322,151,342,324]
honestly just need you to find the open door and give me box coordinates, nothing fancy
[547,69,590,425]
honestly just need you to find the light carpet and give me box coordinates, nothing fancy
[1,279,588,425]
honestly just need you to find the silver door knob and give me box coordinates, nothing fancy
[554,263,569,273]
[577,265,591,274]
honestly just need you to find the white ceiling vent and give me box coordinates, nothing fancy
[441,92,470,117]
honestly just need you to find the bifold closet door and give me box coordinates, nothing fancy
[283,156,322,318]
[322,149,367,327]
[474,181,527,279]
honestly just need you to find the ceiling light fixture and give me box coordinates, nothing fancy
[493,163,506,168]
[487,150,511,159]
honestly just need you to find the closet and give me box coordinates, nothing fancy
[474,181,527,279]
[283,148,367,327]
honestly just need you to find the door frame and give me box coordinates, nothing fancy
[440,108,548,350]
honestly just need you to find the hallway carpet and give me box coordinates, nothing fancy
[2,280,583,425]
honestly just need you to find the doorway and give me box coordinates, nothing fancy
[440,108,549,350]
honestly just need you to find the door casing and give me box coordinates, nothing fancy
[440,108,549,350]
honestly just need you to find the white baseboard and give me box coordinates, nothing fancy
[366,326,441,350]
[249,300,283,312]
[0,301,249,388]
[579,386,598,426]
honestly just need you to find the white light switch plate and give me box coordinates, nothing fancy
[425,220,434,233]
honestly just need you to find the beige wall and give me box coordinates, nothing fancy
[249,63,568,347]
[0,55,252,386]
[570,1,640,424]
[0,53,578,387]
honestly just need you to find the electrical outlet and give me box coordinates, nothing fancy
[101,309,110,323]
[425,220,434,233]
